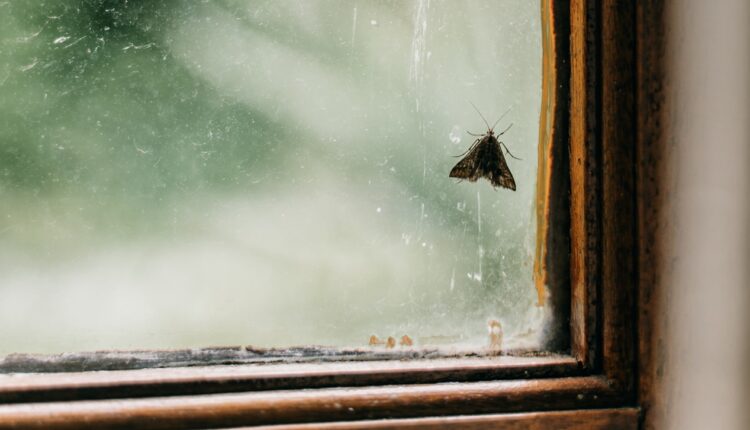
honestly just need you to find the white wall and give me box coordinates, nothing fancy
[666,0,750,428]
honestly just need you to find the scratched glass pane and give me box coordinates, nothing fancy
[0,1,542,355]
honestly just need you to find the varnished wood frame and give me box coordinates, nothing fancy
[0,0,648,428]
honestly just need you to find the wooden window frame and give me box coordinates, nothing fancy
[0,0,662,428]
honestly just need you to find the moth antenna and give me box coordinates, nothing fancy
[501,141,522,160]
[466,131,483,137]
[497,122,514,136]
[469,101,491,130]
[492,108,513,131]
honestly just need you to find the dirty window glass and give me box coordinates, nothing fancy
[0,1,542,356]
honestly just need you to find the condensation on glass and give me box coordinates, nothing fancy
[0,1,543,355]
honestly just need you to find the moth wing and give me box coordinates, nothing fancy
[489,146,517,191]
[449,146,481,182]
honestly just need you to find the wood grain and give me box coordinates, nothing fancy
[600,0,637,394]
[249,408,639,430]
[0,356,579,404]
[0,377,622,430]
[635,0,670,429]
[569,0,601,370]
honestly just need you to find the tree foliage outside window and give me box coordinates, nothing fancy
[0,0,542,355]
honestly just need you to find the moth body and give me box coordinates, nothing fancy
[449,130,517,191]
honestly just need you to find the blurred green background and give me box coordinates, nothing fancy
[0,0,542,354]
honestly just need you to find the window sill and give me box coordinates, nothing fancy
[0,371,631,429]
[1,354,577,403]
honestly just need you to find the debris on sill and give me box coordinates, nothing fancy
[399,335,413,347]
[1,322,554,374]
[368,335,412,349]
[386,337,396,349]
[488,319,503,353]
[368,335,381,346]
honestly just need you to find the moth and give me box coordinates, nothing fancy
[449,105,520,191]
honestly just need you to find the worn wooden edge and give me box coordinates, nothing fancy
[534,0,554,309]
[569,0,602,370]
[535,0,572,353]
[635,0,669,429]
[0,356,581,404]
[0,376,625,430]
[600,1,637,394]
[247,408,639,430]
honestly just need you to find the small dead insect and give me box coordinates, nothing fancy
[399,334,413,347]
[488,319,503,353]
[385,336,396,349]
[449,104,521,191]
[368,335,383,346]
